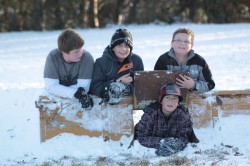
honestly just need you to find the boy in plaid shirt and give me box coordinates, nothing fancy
[135,84,198,156]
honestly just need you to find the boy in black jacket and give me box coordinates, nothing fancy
[90,28,144,104]
[154,28,215,92]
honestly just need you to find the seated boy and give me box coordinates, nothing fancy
[90,28,144,104]
[154,28,215,92]
[44,28,94,109]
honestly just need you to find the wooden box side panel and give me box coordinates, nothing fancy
[217,93,250,117]
[187,93,213,128]
[101,97,134,141]
[134,70,189,109]
[37,96,134,142]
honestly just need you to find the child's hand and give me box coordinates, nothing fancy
[176,74,195,90]
[155,137,186,157]
[116,73,133,85]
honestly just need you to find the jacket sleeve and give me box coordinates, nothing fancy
[89,60,113,97]
[200,62,215,91]
[75,79,91,93]
[133,54,144,71]
[135,108,162,149]
[174,108,193,144]
[44,78,76,98]
[154,54,167,70]
[194,60,215,92]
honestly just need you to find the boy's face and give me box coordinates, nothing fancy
[161,95,179,116]
[171,33,192,56]
[62,48,83,63]
[112,43,131,62]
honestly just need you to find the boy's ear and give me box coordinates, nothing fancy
[171,41,174,47]
[61,51,67,55]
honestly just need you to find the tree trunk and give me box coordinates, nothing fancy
[89,0,99,28]
[1,0,9,31]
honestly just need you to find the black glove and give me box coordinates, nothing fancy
[99,87,110,105]
[155,137,186,157]
[74,87,94,110]
[99,82,126,105]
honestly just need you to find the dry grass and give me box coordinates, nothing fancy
[7,148,242,166]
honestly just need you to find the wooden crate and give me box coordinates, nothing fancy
[35,95,134,142]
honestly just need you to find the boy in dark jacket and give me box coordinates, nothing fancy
[154,28,215,92]
[90,28,144,104]
[135,84,197,157]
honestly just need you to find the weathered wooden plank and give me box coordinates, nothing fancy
[35,95,134,142]
[185,92,214,128]
[215,91,250,117]
[134,70,189,110]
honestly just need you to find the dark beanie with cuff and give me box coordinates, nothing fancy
[109,28,133,50]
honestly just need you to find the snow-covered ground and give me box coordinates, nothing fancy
[1,23,250,165]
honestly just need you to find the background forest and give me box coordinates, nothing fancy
[0,0,250,32]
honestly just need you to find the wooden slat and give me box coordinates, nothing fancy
[216,93,250,117]
[186,92,213,128]
[101,96,134,141]
[134,70,189,109]
[35,96,134,142]
[214,90,250,95]
[187,91,250,127]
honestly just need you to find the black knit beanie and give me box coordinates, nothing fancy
[109,28,133,50]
